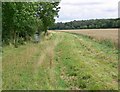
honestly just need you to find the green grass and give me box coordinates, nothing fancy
[2,31,118,90]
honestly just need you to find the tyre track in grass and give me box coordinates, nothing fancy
[2,31,118,90]
[34,32,64,89]
[55,32,118,90]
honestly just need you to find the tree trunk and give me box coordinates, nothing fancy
[13,30,18,48]
[44,26,48,36]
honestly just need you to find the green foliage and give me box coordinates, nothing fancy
[2,2,60,47]
[36,2,60,34]
[50,18,120,30]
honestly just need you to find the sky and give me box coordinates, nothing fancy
[55,0,119,23]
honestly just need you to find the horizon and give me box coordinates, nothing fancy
[55,18,118,23]
[55,0,119,23]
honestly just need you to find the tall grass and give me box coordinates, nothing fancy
[2,31,118,90]
[67,32,117,49]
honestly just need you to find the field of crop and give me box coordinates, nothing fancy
[58,29,118,46]
[2,30,118,90]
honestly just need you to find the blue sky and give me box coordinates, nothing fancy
[56,0,119,22]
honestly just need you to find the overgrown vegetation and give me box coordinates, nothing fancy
[2,2,60,47]
[69,32,117,49]
[3,32,118,90]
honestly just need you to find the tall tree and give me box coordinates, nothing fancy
[36,2,60,35]
[2,2,60,47]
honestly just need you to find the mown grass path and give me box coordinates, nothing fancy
[2,31,118,90]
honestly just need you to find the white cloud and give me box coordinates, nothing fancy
[56,0,119,22]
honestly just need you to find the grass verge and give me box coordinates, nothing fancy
[2,31,118,90]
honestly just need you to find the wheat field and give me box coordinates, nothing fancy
[57,29,118,45]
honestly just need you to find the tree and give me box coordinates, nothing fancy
[2,2,60,47]
[36,2,60,35]
[49,18,119,30]
[2,2,37,47]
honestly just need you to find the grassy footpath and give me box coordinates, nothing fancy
[2,31,118,90]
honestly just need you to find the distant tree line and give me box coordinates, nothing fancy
[49,18,120,30]
[2,2,60,47]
